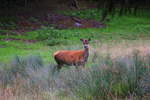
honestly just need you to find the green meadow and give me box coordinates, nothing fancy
[0,9,150,63]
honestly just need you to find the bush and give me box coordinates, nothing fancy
[46,39,65,46]
[34,27,61,40]
[28,27,69,45]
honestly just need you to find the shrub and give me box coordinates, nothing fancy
[29,27,69,45]
[34,27,61,40]
[0,55,45,85]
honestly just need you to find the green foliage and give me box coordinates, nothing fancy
[59,9,102,20]
[0,29,10,35]
[27,26,96,45]
[25,9,150,44]
[112,82,130,96]
[0,16,17,29]
[46,39,64,46]
[27,27,67,45]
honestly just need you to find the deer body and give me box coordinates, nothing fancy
[54,39,90,70]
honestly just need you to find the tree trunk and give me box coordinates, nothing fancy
[24,0,27,7]
[70,0,79,9]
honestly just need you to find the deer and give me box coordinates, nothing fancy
[53,38,91,70]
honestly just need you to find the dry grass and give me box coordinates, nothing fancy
[0,40,150,100]
[0,77,59,100]
[90,40,150,59]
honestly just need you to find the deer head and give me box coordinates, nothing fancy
[80,38,91,49]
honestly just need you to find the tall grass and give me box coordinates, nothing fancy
[0,50,150,100]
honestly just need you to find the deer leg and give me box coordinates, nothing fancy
[55,58,63,71]
[56,64,63,71]
[80,61,85,68]
[82,63,85,68]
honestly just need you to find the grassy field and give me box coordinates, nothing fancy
[0,8,150,100]
[0,9,150,63]
[0,44,150,100]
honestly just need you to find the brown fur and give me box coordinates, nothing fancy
[53,39,91,70]
[54,50,85,67]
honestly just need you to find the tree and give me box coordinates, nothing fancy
[96,0,150,21]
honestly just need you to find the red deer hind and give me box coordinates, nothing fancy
[54,38,91,70]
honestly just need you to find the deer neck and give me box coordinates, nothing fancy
[83,47,89,62]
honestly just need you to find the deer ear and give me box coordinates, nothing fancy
[80,39,83,41]
[88,38,91,41]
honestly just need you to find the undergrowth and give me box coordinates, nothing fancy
[0,51,150,100]
[25,9,150,44]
